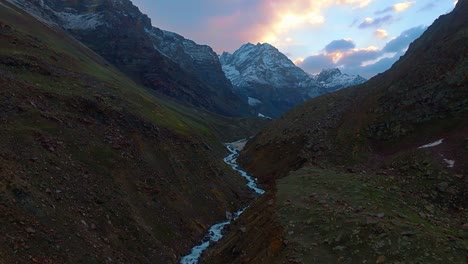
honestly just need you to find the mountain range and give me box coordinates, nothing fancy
[1,0,466,263]
[9,0,366,119]
[221,43,366,117]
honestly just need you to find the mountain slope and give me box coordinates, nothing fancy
[145,27,249,116]
[206,2,467,263]
[8,0,251,117]
[220,43,366,117]
[241,0,467,185]
[0,1,262,262]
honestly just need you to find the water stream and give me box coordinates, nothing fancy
[180,142,265,264]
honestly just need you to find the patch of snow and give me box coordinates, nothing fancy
[247,97,262,106]
[418,139,444,149]
[221,64,240,81]
[258,113,272,120]
[443,159,455,168]
[55,12,104,30]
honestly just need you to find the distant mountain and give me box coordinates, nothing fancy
[220,43,366,117]
[314,68,367,93]
[8,0,251,116]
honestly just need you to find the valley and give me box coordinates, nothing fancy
[1,0,467,263]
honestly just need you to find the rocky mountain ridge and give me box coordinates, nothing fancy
[145,27,242,114]
[220,43,366,117]
[7,0,251,117]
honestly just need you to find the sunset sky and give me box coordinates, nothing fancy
[132,0,457,78]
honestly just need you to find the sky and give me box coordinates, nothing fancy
[132,0,457,78]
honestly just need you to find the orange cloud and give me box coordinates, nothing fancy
[393,1,415,12]
[294,57,305,64]
[256,0,374,44]
[204,0,375,51]
[324,46,379,63]
[375,29,388,39]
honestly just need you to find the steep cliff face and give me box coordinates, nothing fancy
[8,0,251,116]
[146,28,236,99]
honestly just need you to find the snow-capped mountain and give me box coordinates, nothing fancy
[220,43,322,117]
[220,43,366,117]
[314,68,367,93]
[220,43,312,89]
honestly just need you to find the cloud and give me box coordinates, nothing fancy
[299,54,335,73]
[256,0,374,43]
[374,29,388,39]
[336,0,373,8]
[336,47,380,67]
[375,1,416,14]
[352,56,400,77]
[383,26,426,53]
[393,1,416,12]
[358,15,393,29]
[374,7,393,15]
[179,0,377,52]
[324,39,356,52]
[297,26,427,78]
[418,2,436,12]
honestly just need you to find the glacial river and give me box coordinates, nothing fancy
[180,142,265,264]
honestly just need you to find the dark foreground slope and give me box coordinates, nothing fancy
[0,1,263,263]
[205,2,467,263]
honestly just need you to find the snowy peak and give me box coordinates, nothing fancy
[221,42,311,89]
[316,68,342,82]
[315,68,367,92]
[220,42,321,117]
[220,43,367,117]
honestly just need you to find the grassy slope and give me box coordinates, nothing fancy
[0,1,264,263]
[275,167,467,263]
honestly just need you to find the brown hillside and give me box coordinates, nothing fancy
[0,1,262,263]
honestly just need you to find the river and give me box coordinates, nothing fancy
[180,141,265,264]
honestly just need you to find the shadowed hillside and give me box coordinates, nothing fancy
[0,1,265,262]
